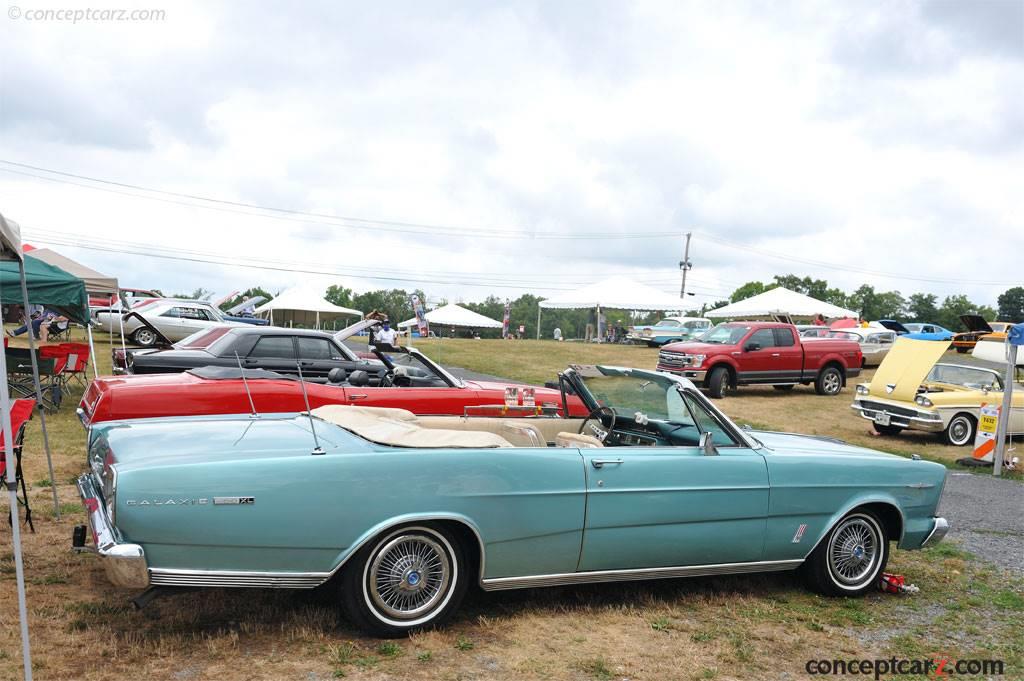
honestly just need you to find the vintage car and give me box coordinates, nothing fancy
[627,317,713,347]
[113,326,385,380]
[851,338,1024,445]
[800,327,896,367]
[94,299,250,346]
[81,342,587,427]
[903,323,955,342]
[74,364,948,637]
[951,316,1014,354]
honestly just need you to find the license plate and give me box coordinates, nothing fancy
[874,412,891,426]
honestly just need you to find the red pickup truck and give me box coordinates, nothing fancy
[656,321,862,398]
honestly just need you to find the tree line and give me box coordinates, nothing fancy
[190,278,1023,340]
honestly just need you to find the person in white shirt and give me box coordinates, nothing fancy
[374,320,398,346]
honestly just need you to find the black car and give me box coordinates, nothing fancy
[114,326,384,382]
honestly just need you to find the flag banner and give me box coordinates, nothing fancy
[411,295,429,337]
[502,301,511,339]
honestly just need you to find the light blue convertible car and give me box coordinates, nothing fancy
[75,366,949,637]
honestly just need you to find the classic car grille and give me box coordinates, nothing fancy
[657,351,692,368]
[858,401,920,418]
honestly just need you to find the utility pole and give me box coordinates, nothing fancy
[679,232,693,299]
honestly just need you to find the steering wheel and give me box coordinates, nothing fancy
[579,406,617,444]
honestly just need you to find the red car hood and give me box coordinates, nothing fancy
[660,341,736,354]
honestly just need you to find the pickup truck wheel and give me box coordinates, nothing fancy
[339,524,468,638]
[132,328,158,347]
[803,511,889,597]
[706,366,729,399]
[815,366,843,396]
[942,414,976,446]
[772,385,795,391]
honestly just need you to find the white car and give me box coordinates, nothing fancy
[94,299,247,346]
[800,327,897,367]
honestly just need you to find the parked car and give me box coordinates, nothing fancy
[113,326,386,382]
[902,323,954,342]
[627,317,712,347]
[95,299,249,346]
[82,342,587,427]
[657,322,862,397]
[800,327,896,367]
[74,364,948,636]
[951,316,1014,354]
[850,337,1024,445]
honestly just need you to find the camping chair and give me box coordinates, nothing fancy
[6,349,61,412]
[1,398,36,532]
[40,345,76,395]
[59,342,90,388]
[47,319,72,343]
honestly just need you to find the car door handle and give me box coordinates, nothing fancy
[591,458,624,469]
[771,353,780,357]
[348,394,368,400]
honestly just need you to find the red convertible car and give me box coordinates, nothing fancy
[79,343,587,427]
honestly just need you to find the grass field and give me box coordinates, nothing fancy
[1,331,1021,680]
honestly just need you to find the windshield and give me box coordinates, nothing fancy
[698,323,751,344]
[683,321,708,330]
[904,324,923,332]
[653,319,678,328]
[925,365,1001,390]
[174,327,233,351]
[576,367,743,446]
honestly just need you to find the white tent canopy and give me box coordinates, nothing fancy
[23,246,118,296]
[398,302,502,329]
[706,286,857,320]
[539,276,686,311]
[254,288,362,328]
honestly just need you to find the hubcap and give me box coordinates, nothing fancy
[137,330,154,344]
[828,517,879,585]
[368,534,451,620]
[950,419,970,444]
[824,373,840,393]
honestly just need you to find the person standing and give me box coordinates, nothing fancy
[374,319,398,346]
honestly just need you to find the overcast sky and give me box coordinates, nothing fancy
[1,0,1021,308]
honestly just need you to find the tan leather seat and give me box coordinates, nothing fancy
[555,432,604,448]
[312,405,512,448]
[416,416,580,446]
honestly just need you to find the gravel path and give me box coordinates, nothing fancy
[938,472,1024,574]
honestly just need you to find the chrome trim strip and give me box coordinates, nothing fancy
[149,568,328,589]
[921,517,949,548]
[479,559,803,591]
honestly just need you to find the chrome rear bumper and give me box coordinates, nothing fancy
[74,474,150,589]
[921,517,949,548]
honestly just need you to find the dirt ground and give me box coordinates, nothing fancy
[1,332,1021,680]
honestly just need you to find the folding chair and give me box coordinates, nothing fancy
[1,398,36,532]
[6,349,61,412]
[60,343,91,388]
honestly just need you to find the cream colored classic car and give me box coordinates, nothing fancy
[851,338,1024,446]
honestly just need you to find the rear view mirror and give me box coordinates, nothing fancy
[744,342,761,352]
[699,432,718,456]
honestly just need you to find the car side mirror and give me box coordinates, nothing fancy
[744,342,760,352]
[699,432,718,456]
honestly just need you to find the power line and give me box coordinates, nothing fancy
[0,160,681,241]
[698,232,1020,287]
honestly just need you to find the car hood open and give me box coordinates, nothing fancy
[868,337,949,401]
[958,314,993,333]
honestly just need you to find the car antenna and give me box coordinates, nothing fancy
[295,361,325,455]
[233,351,259,419]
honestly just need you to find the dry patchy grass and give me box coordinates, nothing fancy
[1,331,1020,680]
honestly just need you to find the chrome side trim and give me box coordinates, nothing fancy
[149,568,328,589]
[479,559,803,591]
[921,517,949,548]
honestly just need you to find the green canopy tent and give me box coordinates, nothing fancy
[0,231,86,520]
[0,254,90,324]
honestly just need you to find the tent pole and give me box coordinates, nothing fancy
[993,344,1017,477]
[536,306,541,340]
[597,304,602,343]
[17,259,61,517]
[86,324,99,378]
[117,288,127,355]
[1,287,35,681]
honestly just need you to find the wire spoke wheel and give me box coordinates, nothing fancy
[367,533,452,621]
[827,517,879,586]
